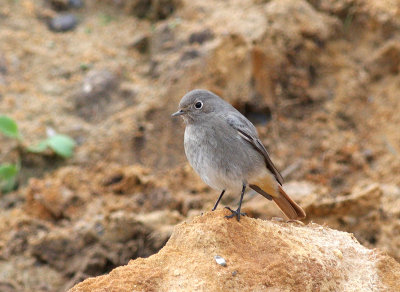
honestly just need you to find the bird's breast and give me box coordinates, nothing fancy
[183,123,264,191]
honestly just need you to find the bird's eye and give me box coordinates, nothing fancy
[195,101,203,109]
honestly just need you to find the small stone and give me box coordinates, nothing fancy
[50,0,69,10]
[68,0,84,8]
[130,34,150,54]
[49,0,83,10]
[214,255,227,267]
[48,13,78,32]
[180,49,200,61]
[362,149,374,162]
[188,29,214,44]
[128,0,181,21]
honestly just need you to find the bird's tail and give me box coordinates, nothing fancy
[272,185,306,220]
[250,174,306,220]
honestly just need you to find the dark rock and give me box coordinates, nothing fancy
[128,0,181,21]
[180,49,200,61]
[49,0,69,10]
[188,29,214,44]
[48,13,78,32]
[130,34,150,54]
[49,0,83,10]
[362,149,374,163]
[68,0,84,9]
[151,0,180,20]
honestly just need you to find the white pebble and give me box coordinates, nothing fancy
[214,255,227,267]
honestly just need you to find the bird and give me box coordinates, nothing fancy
[172,89,306,221]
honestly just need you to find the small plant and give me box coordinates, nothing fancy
[0,163,19,193]
[28,134,76,158]
[0,115,76,193]
[0,115,20,139]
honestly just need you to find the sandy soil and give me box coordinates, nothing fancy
[0,0,400,291]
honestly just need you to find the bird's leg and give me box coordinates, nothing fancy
[212,189,225,211]
[225,184,247,221]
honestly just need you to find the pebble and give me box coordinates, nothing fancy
[130,34,150,54]
[180,49,200,61]
[130,0,179,20]
[50,0,84,10]
[48,13,78,32]
[68,0,84,8]
[189,29,214,44]
[214,255,227,267]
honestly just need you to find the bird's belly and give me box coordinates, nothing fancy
[199,162,243,193]
[184,125,257,193]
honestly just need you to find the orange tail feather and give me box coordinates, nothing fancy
[272,185,306,220]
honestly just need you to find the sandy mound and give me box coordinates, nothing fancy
[70,210,400,291]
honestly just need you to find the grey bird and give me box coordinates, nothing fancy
[172,89,306,221]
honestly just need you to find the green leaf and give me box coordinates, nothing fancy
[27,140,49,153]
[46,134,76,158]
[0,164,18,179]
[0,115,19,138]
[0,164,18,193]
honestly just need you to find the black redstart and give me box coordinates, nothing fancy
[172,89,306,221]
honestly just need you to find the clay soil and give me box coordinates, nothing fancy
[0,0,400,291]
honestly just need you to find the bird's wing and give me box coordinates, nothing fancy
[226,113,284,185]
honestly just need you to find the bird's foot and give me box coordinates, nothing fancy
[224,206,247,221]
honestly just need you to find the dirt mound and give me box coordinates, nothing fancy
[69,210,400,292]
[1,0,400,290]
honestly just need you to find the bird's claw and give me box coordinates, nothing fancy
[224,206,247,221]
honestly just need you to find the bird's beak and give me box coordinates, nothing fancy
[171,109,185,117]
